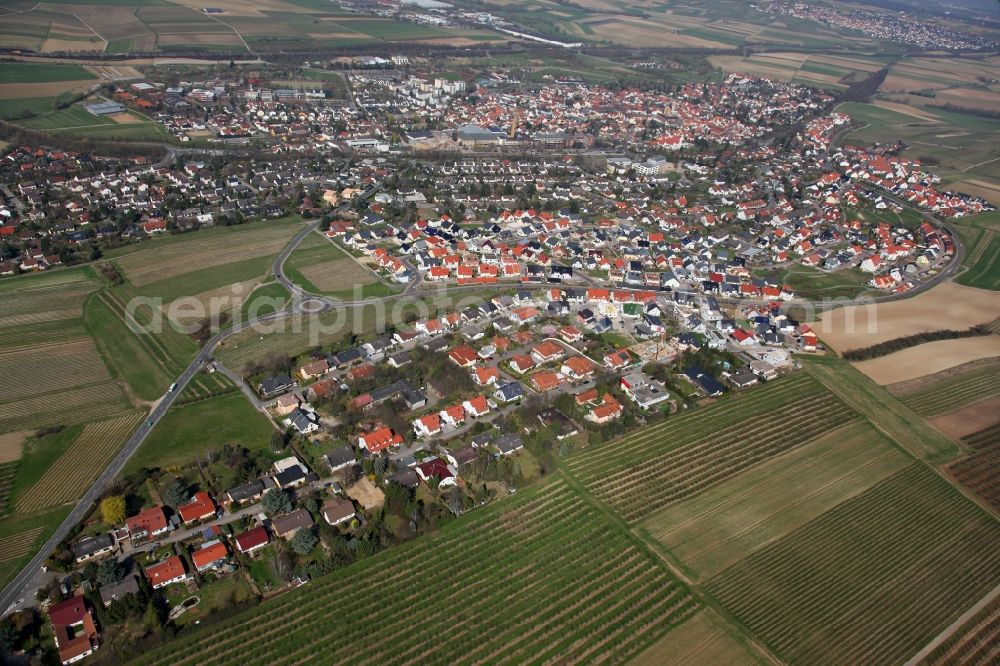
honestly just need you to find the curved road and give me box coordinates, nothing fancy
[0,179,967,614]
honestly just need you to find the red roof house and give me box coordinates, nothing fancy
[235,526,270,555]
[49,595,99,665]
[177,491,216,524]
[144,555,187,589]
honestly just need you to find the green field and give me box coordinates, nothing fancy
[133,477,698,665]
[759,264,872,300]
[0,63,95,84]
[125,392,274,472]
[332,19,448,41]
[705,464,1000,665]
[952,211,1000,291]
[802,354,959,463]
[85,286,198,401]
[564,374,856,523]
[642,420,912,581]
[0,96,59,120]
[839,101,1000,185]
[20,105,115,130]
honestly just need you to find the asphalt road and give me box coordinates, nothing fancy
[0,177,967,615]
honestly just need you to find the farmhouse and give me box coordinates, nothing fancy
[48,595,99,665]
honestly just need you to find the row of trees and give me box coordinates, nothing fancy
[842,325,991,361]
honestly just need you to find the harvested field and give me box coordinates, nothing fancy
[0,432,27,464]
[41,37,104,52]
[15,412,143,513]
[929,396,1000,440]
[86,64,143,80]
[345,477,384,510]
[706,464,1000,665]
[935,87,1000,113]
[298,259,374,292]
[888,356,1000,396]
[919,594,1000,666]
[0,527,44,564]
[135,478,697,666]
[951,179,1000,206]
[813,281,1000,353]
[0,338,112,403]
[588,20,727,48]
[156,33,245,47]
[565,374,856,523]
[108,111,142,124]
[631,609,756,666]
[643,420,910,581]
[114,219,305,288]
[853,337,1000,385]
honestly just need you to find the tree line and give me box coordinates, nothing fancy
[841,325,992,361]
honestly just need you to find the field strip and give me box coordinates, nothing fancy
[15,412,143,513]
[967,230,994,266]
[0,382,130,433]
[649,423,883,542]
[0,526,44,564]
[911,588,1000,665]
[0,308,80,328]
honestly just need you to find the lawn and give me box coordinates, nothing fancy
[133,477,697,666]
[125,393,275,472]
[0,63,95,84]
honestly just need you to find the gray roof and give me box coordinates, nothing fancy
[271,508,314,536]
[226,480,264,503]
[72,533,114,559]
[100,575,140,606]
[323,445,356,471]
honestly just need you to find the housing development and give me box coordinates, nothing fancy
[0,0,998,664]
